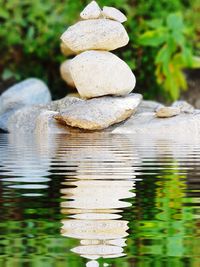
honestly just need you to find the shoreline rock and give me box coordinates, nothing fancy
[112,108,200,137]
[54,94,142,130]
[0,78,51,116]
[0,90,200,137]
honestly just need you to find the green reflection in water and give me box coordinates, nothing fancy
[127,162,200,267]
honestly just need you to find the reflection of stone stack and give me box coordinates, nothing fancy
[56,1,141,131]
[57,134,138,261]
[61,179,135,260]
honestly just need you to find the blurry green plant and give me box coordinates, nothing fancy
[0,0,83,98]
[138,13,200,100]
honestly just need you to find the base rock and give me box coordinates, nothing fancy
[54,94,142,130]
[112,102,200,138]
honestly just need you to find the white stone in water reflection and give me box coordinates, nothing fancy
[61,219,128,240]
[57,134,138,260]
[54,134,140,180]
[61,180,135,210]
[61,179,135,259]
[70,213,121,220]
[86,260,99,267]
[0,134,54,194]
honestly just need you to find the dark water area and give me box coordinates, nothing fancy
[0,133,200,267]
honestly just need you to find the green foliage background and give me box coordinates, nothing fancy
[0,0,199,100]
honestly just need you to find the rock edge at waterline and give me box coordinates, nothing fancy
[54,94,142,130]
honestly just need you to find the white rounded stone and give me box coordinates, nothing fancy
[102,6,127,23]
[61,19,129,53]
[60,60,75,87]
[80,1,101,20]
[70,50,136,99]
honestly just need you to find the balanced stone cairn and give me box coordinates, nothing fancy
[55,1,142,130]
[1,1,197,135]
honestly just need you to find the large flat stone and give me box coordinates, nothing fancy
[54,94,142,130]
[112,109,200,138]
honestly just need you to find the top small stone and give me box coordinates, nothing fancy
[80,1,101,20]
[102,6,127,23]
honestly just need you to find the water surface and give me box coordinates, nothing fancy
[0,133,200,267]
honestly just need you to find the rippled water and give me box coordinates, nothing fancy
[0,133,200,267]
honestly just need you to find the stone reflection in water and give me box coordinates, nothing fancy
[1,132,200,266]
[58,134,138,264]
[0,134,55,196]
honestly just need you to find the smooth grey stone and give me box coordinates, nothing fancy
[172,100,194,114]
[0,78,51,115]
[112,109,200,137]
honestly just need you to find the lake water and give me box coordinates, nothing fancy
[0,133,200,267]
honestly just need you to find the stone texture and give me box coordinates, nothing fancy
[35,111,69,134]
[60,19,129,53]
[70,51,136,99]
[6,106,46,133]
[102,6,127,23]
[60,41,75,56]
[112,108,200,137]
[137,100,163,113]
[1,94,92,133]
[80,1,101,20]
[0,95,84,133]
[3,94,200,137]
[156,106,180,118]
[5,106,71,134]
[0,108,17,132]
[60,60,75,87]
[0,78,51,115]
[172,100,194,114]
[54,94,142,130]
[48,96,83,112]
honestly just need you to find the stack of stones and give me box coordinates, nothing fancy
[55,1,142,130]
[1,1,197,135]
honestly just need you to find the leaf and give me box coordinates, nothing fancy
[164,76,180,100]
[174,68,187,90]
[166,13,183,31]
[156,45,168,63]
[138,29,167,47]
[27,26,35,40]
[146,19,163,29]
[1,69,15,80]
[172,31,185,46]
[0,8,9,19]
[191,56,200,68]
[182,47,194,67]
[155,65,164,84]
